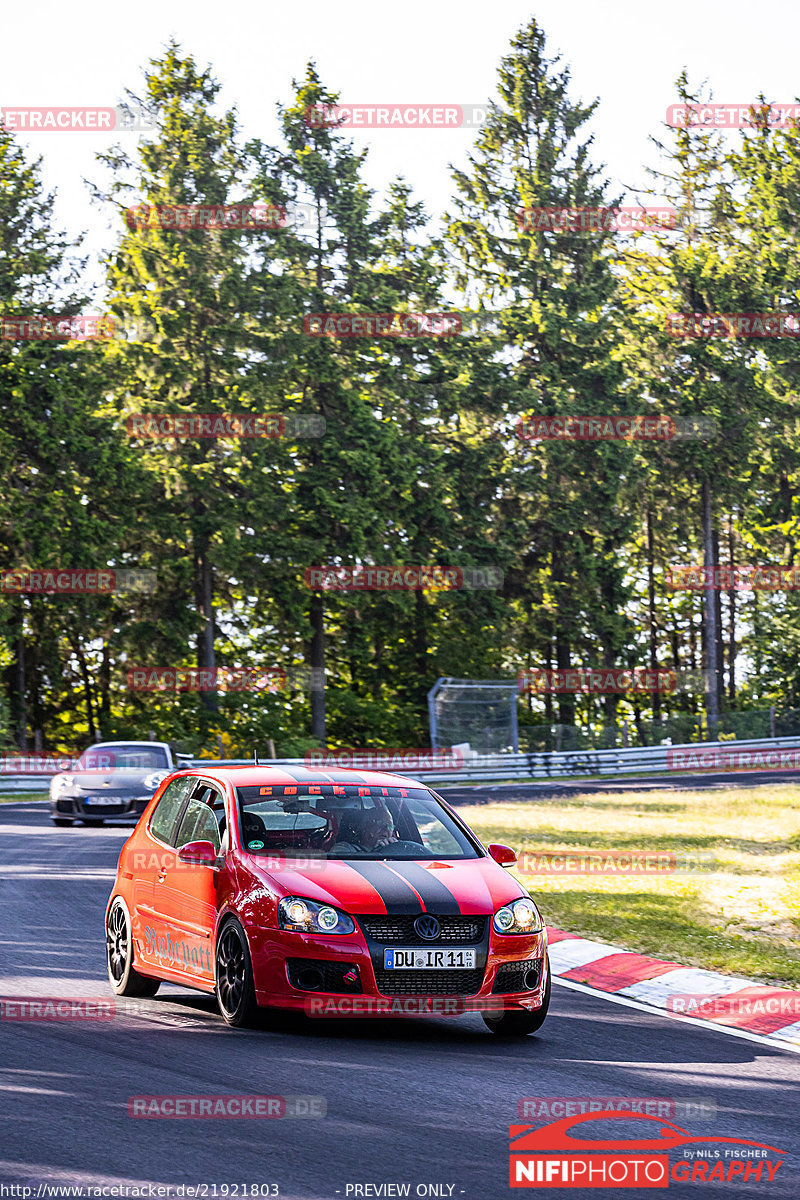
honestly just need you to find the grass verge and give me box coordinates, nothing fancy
[458,784,800,988]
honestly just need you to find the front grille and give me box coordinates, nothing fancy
[374,968,485,996]
[360,916,486,944]
[492,959,542,994]
[80,802,128,816]
[286,959,362,994]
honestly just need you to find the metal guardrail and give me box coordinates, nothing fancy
[5,735,800,792]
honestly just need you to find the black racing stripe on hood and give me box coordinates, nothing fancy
[342,861,424,914]
[383,862,461,914]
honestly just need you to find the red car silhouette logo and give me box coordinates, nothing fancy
[510,1110,783,1154]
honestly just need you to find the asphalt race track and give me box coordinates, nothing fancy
[1,799,799,1199]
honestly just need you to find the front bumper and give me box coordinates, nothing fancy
[247,922,548,1016]
[51,793,151,820]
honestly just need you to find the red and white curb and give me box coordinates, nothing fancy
[546,927,800,1049]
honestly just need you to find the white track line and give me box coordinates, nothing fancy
[552,976,800,1055]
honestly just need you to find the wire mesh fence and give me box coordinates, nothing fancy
[429,677,800,752]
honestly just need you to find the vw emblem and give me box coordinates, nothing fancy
[414,915,441,941]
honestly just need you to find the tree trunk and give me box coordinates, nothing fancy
[72,634,98,741]
[712,524,724,713]
[12,613,28,751]
[310,592,326,741]
[555,638,574,726]
[727,515,736,704]
[646,507,661,721]
[701,477,719,735]
[194,534,218,714]
[100,640,111,736]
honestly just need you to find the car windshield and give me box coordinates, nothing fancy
[76,745,169,771]
[236,783,480,860]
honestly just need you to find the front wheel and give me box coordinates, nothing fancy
[106,897,160,997]
[52,818,74,827]
[216,919,260,1028]
[482,959,551,1036]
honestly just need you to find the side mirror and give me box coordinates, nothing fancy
[488,843,517,868]
[178,840,217,866]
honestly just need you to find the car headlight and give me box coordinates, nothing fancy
[277,896,356,935]
[143,771,168,791]
[493,898,544,935]
[51,774,75,796]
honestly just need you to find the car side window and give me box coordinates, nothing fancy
[150,777,194,846]
[175,787,223,854]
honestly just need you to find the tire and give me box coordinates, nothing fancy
[216,918,260,1028]
[482,957,551,1036]
[106,897,161,997]
[52,818,74,827]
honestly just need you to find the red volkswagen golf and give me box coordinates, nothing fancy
[105,766,550,1035]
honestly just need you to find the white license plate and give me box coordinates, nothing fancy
[84,797,126,806]
[384,948,476,970]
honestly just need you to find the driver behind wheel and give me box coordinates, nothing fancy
[335,807,395,853]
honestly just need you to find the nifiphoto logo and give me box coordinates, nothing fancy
[509,1112,784,1188]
